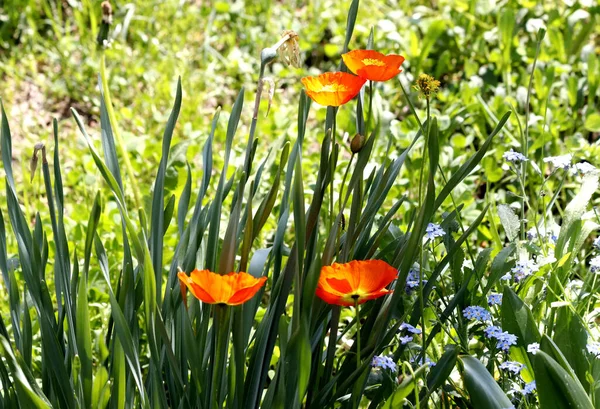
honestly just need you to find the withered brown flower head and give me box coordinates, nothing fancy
[278,30,300,68]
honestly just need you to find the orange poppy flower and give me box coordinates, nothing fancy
[301,72,366,106]
[342,50,405,82]
[178,269,267,306]
[316,260,398,306]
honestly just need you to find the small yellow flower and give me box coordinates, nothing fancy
[414,74,441,99]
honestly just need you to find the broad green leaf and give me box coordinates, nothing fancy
[534,350,593,409]
[460,355,512,408]
[501,286,540,347]
[554,307,590,388]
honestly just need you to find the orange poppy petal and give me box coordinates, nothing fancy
[227,275,267,305]
[178,271,213,303]
[358,288,393,304]
[325,277,354,295]
[317,266,343,294]
[178,276,189,309]
[354,260,398,294]
[181,270,268,306]
[356,66,401,82]
[301,72,366,106]
[342,50,404,82]
[342,50,383,75]
[188,269,220,303]
[316,286,352,306]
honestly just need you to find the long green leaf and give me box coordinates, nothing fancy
[534,350,593,409]
[460,355,512,408]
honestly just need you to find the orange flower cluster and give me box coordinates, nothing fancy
[178,259,397,308]
[301,50,405,107]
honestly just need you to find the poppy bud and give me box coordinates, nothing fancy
[30,143,46,182]
[350,133,365,153]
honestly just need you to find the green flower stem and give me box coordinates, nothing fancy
[99,51,143,210]
[403,362,420,408]
[366,80,374,135]
[337,153,355,222]
[398,77,481,286]
[327,107,337,231]
[354,298,361,371]
[211,304,231,409]
[417,97,431,362]
[244,60,267,177]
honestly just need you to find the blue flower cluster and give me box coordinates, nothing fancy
[483,324,517,352]
[543,154,572,170]
[410,355,436,367]
[571,162,597,175]
[487,293,503,306]
[496,331,518,352]
[522,380,536,396]
[398,322,421,345]
[399,335,413,345]
[527,225,559,244]
[502,260,539,282]
[371,355,397,372]
[463,306,492,322]
[484,325,502,339]
[405,266,427,294]
[503,149,528,164]
[399,322,422,334]
[425,223,446,240]
[499,361,524,374]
